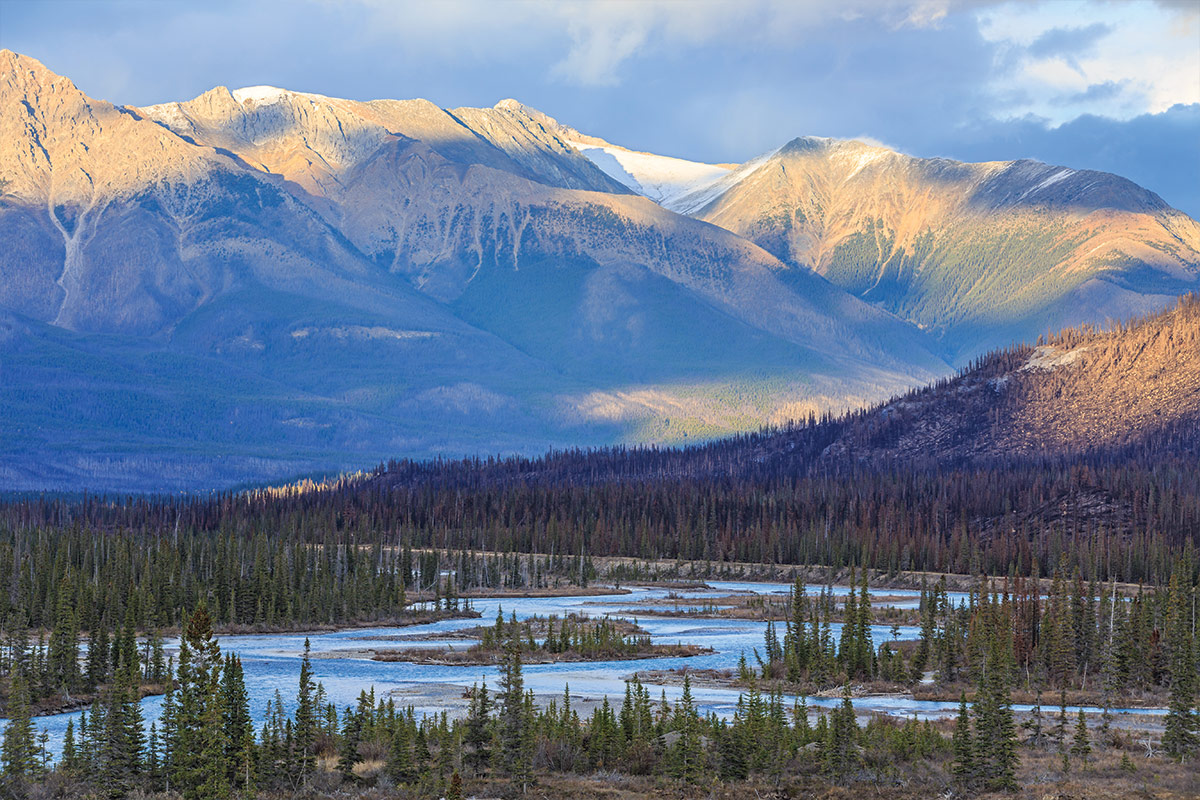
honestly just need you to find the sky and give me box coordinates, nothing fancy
[2,0,1198,216]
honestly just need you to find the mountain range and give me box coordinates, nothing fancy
[2,50,1197,492]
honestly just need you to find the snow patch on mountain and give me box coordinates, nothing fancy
[1020,344,1089,371]
[1036,167,1075,190]
[566,139,731,206]
[837,145,891,181]
[231,85,292,105]
[665,148,780,215]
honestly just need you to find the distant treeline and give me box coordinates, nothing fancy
[5,444,1194,585]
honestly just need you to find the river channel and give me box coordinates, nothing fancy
[9,581,1164,762]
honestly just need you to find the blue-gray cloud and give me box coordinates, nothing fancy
[1056,80,1127,105]
[1027,23,1112,60]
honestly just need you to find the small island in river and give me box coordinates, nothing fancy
[360,611,713,665]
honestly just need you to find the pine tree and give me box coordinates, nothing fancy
[951,692,974,787]
[337,707,362,781]
[464,680,491,775]
[294,638,317,786]
[2,670,38,781]
[824,687,859,781]
[170,603,227,800]
[1162,565,1197,759]
[1070,709,1090,764]
[669,675,703,784]
[497,636,532,790]
[387,718,414,786]
[447,770,464,800]
[220,654,255,792]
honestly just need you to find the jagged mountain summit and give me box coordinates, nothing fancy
[515,116,1200,362]
[665,136,1200,360]
[0,51,949,491]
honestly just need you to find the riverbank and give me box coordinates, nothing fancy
[608,592,920,624]
[208,607,482,637]
[628,667,1171,728]
[30,682,167,719]
[368,642,712,665]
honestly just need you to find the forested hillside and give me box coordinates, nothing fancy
[3,300,1198,604]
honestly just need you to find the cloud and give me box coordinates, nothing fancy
[979,0,1200,123]
[551,3,657,86]
[1026,22,1111,61]
[1055,80,1126,105]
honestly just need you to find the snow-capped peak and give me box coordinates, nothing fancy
[231,86,291,105]
[494,98,528,112]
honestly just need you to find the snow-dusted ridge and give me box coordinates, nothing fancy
[664,147,780,215]
[565,138,733,207]
[231,85,292,104]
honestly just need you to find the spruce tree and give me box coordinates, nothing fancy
[824,687,859,782]
[1070,709,1090,764]
[951,692,974,787]
[46,590,81,696]
[1052,689,1070,752]
[497,635,532,790]
[61,718,78,775]
[447,770,464,800]
[387,719,414,785]
[464,680,491,775]
[170,603,226,800]
[1022,689,1045,749]
[101,658,145,796]
[337,707,362,781]
[669,675,703,784]
[718,723,749,780]
[1,670,37,782]
[294,638,317,786]
[855,569,874,678]
[158,683,177,792]
[1163,566,1197,759]
[86,622,109,692]
[975,633,1018,791]
[220,654,255,792]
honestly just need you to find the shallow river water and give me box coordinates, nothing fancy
[7,581,1164,762]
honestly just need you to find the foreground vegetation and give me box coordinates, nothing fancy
[4,581,1196,800]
